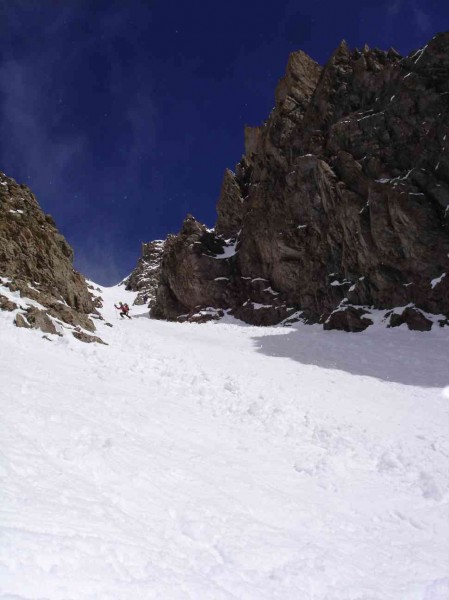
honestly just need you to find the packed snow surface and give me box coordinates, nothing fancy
[1,284,449,599]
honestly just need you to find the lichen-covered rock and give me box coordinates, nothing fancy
[0,171,97,337]
[151,33,449,330]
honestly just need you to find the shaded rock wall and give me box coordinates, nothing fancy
[152,33,449,329]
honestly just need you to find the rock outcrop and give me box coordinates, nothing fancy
[123,240,165,307]
[152,216,235,320]
[0,171,101,341]
[386,306,433,331]
[151,33,449,330]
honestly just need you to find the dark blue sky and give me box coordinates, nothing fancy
[0,0,446,284]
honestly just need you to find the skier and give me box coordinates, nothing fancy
[115,301,131,319]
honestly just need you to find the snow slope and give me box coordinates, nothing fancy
[1,283,449,600]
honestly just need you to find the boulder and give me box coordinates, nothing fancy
[24,307,58,335]
[0,295,17,311]
[14,313,30,329]
[323,306,373,332]
[388,307,433,331]
[180,308,225,324]
[72,330,107,344]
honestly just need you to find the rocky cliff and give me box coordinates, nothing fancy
[151,32,449,331]
[123,240,165,307]
[0,171,104,342]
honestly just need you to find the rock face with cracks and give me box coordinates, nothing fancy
[153,34,449,330]
[0,171,100,341]
[123,240,165,307]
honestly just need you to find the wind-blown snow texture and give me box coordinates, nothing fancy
[1,284,449,599]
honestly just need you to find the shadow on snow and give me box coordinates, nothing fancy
[251,325,449,388]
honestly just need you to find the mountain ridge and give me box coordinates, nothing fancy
[128,32,449,331]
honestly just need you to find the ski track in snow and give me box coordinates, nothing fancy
[1,285,449,599]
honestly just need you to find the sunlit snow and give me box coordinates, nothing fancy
[1,284,449,599]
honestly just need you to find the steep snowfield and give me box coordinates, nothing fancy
[1,284,449,600]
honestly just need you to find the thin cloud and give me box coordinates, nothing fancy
[384,0,433,43]
[124,92,157,178]
[0,57,88,210]
[412,5,432,34]
[74,238,127,286]
[387,0,403,16]
[72,223,142,286]
[0,2,159,284]
[0,1,157,195]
